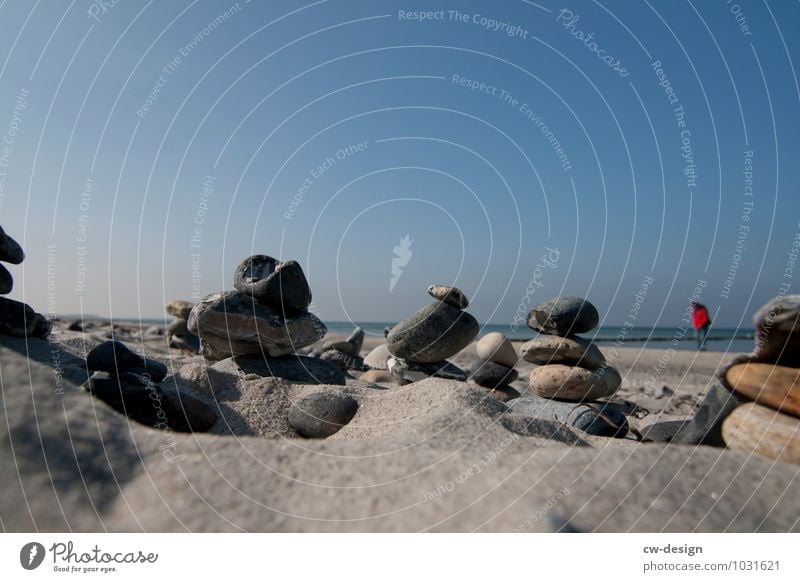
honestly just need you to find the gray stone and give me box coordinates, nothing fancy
[388,357,468,385]
[165,299,194,319]
[520,335,606,369]
[476,332,517,367]
[322,339,353,353]
[507,395,576,422]
[170,334,200,353]
[346,327,365,356]
[527,296,600,336]
[288,391,358,438]
[470,361,518,389]
[427,284,469,309]
[529,364,621,401]
[211,353,346,385]
[0,225,24,264]
[364,344,391,370]
[387,302,479,362]
[187,291,326,360]
[233,255,311,313]
[569,403,628,438]
[86,340,168,383]
[752,295,800,367]
[167,318,189,337]
[500,415,587,445]
[319,349,368,372]
[0,263,12,294]
[0,298,51,338]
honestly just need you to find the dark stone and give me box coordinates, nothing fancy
[162,392,218,433]
[0,297,51,338]
[233,255,312,313]
[167,318,189,337]
[527,296,600,336]
[67,320,85,332]
[751,295,800,367]
[387,357,468,385]
[319,349,368,372]
[169,334,200,353]
[213,354,346,385]
[677,382,742,446]
[387,302,479,362]
[288,391,358,438]
[0,225,24,264]
[0,263,12,294]
[486,385,521,403]
[569,402,629,438]
[86,340,168,383]
[346,327,365,356]
[470,361,518,389]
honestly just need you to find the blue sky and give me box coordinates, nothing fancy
[0,0,798,329]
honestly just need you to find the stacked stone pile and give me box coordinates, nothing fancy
[165,299,200,352]
[188,254,326,360]
[509,296,628,438]
[470,332,520,402]
[386,284,479,385]
[719,295,800,464]
[0,225,51,338]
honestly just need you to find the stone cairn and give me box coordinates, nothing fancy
[84,339,217,433]
[165,299,200,352]
[513,296,628,438]
[386,284,479,385]
[0,225,51,339]
[470,332,520,402]
[188,254,326,360]
[719,295,800,465]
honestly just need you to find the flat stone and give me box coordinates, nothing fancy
[527,296,600,336]
[639,419,692,443]
[723,402,800,465]
[427,284,469,309]
[319,349,368,371]
[167,318,190,337]
[752,295,800,366]
[86,340,168,383]
[161,391,219,433]
[165,299,194,319]
[388,357,468,385]
[212,354,346,385]
[0,225,24,264]
[500,415,587,445]
[363,344,391,370]
[507,395,576,421]
[0,263,12,294]
[187,291,326,360]
[520,335,606,369]
[359,369,394,383]
[346,327,365,356]
[322,339,353,353]
[387,302,479,362]
[476,332,518,367]
[233,255,312,313]
[144,325,165,336]
[724,362,800,418]
[529,364,621,401]
[288,391,358,438]
[470,361,518,389]
[0,298,51,338]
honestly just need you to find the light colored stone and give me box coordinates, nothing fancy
[723,402,800,465]
[364,344,391,370]
[476,332,517,367]
[427,284,469,309]
[166,299,194,319]
[529,364,621,401]
[726,362,800,418]
[520,335,605,369]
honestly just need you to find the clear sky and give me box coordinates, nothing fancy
[0,0,798,329]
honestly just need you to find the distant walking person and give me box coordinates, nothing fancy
[692,302,711,351]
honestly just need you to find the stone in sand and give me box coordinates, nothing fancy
[722,402,800,465]
[0,297,51,338]
[520,335,605,369]
[387,357,468,385]
[322,339,353,353]
[476,332,517,367]
[0,225,24,264]
[469,361,518,389]
[487,385,520,403]
[427,284,469,309]
[387,302,479,363]
[346,327,365,356]
[359,369,394,384]
[363,344,391,370]
[188,291,326,360]
[86,340,168,383]
[165,299,194,319]
[0,264,12,294]
[724,362,800,418]
[211,354,346,386]
[161,391,219,433]
[529,364,620,401]
[288,391,358,438]
[527,296,599,336]
[320,349,368,371]
[233,255,311,313]
[569,402,628,438]
[170,334,200,353]
[167,318,190,337]
[752,295,800,367]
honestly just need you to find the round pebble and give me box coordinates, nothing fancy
[288,391,358,438]
[476,332,517,367]
[527,296,599,336]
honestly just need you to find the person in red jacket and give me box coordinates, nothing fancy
[691,302,711,351]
